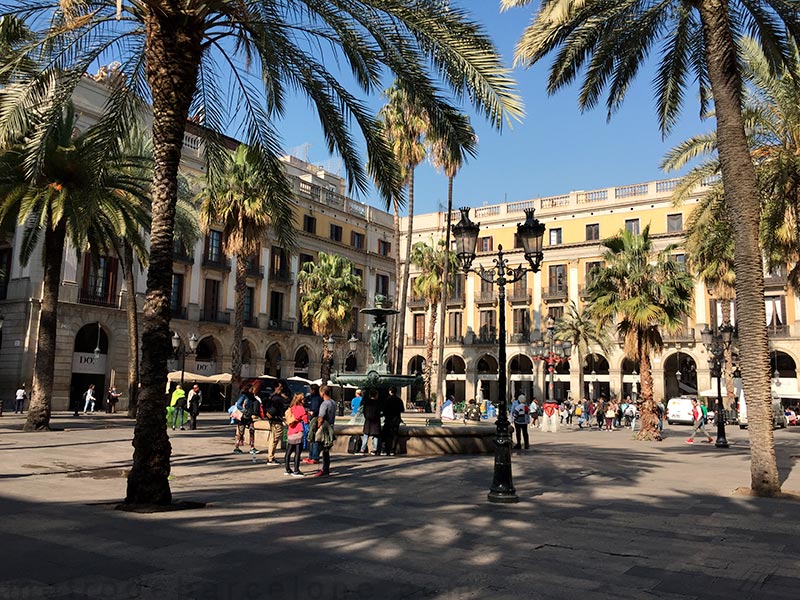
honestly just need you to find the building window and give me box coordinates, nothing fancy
[548,264,567,292]
[351,231,365,249]
[549,228,562,246]
[303,214,316,234]
[354,267,364,283]
[269,290,284,323]
[205,230,222,263]
[585,223,600,241]
[479,310,496,341]
[271,246,290,276]
[243,286,255,324]
[449,273,465,300]
[378,239,391,256]
[667,213,683,233]
[548,305,564,321]
[203,279,221,318]
[480,278,493,294]
[625,219,640,235]
[376,273,390,297]
[298,253,314,271]
[585,261,603,287]
[673,253,686,271]
[171,273,184,313]
[81,255,118,305]
[330,224,343,242]
[478,236,493,252]
[448,312,462,341]
[513,308,529,335]
[413,314,425,343]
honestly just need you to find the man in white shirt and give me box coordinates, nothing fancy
[83,384,96,414]
[14,385,27,414]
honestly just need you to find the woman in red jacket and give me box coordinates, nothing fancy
[285,393,309,476]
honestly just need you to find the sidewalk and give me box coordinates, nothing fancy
[1,413,800,599]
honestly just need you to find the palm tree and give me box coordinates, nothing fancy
[0,104,149,431]
[377,83,429,374]
[555,301,612,405]
[502,0,798,495]
[587,225,694,441]
[3,0,523,505]
[297,253,363,385]
[198,144,296,389]
[410,240,457,403]
[428,117,476,414]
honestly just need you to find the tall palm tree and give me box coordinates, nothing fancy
[502,0,799,495]
[377,83,429,374]
[2,0,523,505]
[428,117,476,414]
[555,300,612,405]
[297,253,363,385]
[198,144,296,389]
[0,104,149,431]
[410,240,457,402]
[587,225,694,441]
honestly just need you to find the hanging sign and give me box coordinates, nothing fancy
[72,352,107,375]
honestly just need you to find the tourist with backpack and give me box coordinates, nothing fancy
[233,386,259,455]
[686,398,713,444]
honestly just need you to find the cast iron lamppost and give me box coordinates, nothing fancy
[171,332,199,387]
[532,317,572,402]
[331,334,360,415]
[452,206,545,504]
[700,323,733,448]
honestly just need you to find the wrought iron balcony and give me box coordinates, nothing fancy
[408,296,427,309]
[78,289,119,308]
[542,285,568,302]
[298,323,315,335]
[171,306,188,320]
[507,287,531,303]
[662,328,696,344]
[200,309,230,324]
[474,291,496,305]
[445,335,464,345]
[509,332,530,343]
[246,264,264,279]
[173,250,194,265]
[475,330,497,344]
[202,256,231,272]
[270,269,293,284]
[243,317,259,328]
[405,335,425,346]
[446,292,465,307]
[267,319,294,332]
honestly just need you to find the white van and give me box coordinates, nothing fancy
[737,390,787,429]
[666,396,698,425]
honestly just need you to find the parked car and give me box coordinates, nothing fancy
[666,396,698,426]
[737,391,787,429]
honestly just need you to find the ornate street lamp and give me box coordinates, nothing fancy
[172,331,199,387]
[532,317,572,403]
[700,323,734,448]
[452,206,545,504]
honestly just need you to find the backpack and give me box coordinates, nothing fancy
[347,434,362,454]
[700,404,708,422]
[240,395,256,419]
[285,406,298,426]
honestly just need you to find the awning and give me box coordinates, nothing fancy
[167,371,231,384]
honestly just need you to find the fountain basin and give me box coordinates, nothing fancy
[332,423,495,455]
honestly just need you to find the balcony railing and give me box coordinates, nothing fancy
[298,324,315,335]
[542,286,568,302]
[446,335,464,344]
[270,269,293,284]
[509,332,530,343]
[173,250,194,264]
[243,317,259,328]
[508,287,531,303]
[408,296,427,309]
[474,291,496,305]
[579,284,592,300]
[406,335,425,346]
[171,306,188,320]
[475,331,497,344]
[768,323,790,337]
[246,265,264,279]
[0,281,8,300]
[662,328,696,344]
[202,256,231,272]
[764,272,787,289]
[200,309,230,324]
[78,289,119,308]
[267,319,294,332]
[446,292,466,306]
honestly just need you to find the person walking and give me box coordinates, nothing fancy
[82,384,97,414]
[380,386,404,456]
[263,382,287,465]
[313,385,337,477]
[604,401,616,431]
[511,395,531,449]
[14,384,27,414]
[186,384,202,430]
[303,383,322,466]
[284,393,309,476]
[530,397,540,428]
[233,385,258,454]
[106,386,121,413]
[361,389,382,455]
[170,384,186,430]
[686,398,714,444]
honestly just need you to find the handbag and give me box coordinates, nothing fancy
[287,432,303,445]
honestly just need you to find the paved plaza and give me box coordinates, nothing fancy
[1,413,800,599]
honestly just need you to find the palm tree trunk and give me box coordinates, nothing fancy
[575,348,584,405]
[698,0,779,495]
[230,252,248,389]
[720,298,735,409]
[424,302,438,399]
[320,343,333,386]
[435,175,454,418]
[635,344,661,441]
[23,219,66,431]
[123,241,139,419]
[126,11,203,505]
[395,173,415,374]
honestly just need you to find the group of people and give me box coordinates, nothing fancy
[231,381,337,478]
[354,386,404,456]
[168,383,203,430]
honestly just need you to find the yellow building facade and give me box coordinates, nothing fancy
[401,179,800,407]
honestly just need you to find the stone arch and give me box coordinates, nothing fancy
[662,350,698,397]
[407,355,426,375]
[583,353,610,401]
[475,354,498,375]
[509,354,533,374]
[444,355,466,375]
[770,350,797,378]
[583,353,610,375]
[294,346,310,378]
[264,343,282,377]
[195,336,220,362]
[70,322,110,413]
[241,339,255,377]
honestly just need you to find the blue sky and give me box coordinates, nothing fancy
[272,2,710,216]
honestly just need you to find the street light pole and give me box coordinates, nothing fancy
[453,207,545,504]
[532,317,572,404]
[701,324,733,448]
[172,332,199,387]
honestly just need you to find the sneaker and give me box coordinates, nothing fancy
[369,451,378,456]
[265,460,280,466]
[706,439,714,444]
[180,427,185,431]
[249,448,257,454]
[685,439,693,444]
[513,445,521,450]
[284,471,292,476]
[303,458,319,465]
[291,471,305,477]
[388,452,396,456]
[312,470,328,478]
[233,447,244,454]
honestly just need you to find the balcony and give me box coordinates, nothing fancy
[768,323,791,338]
[764,272,787,290]
[171,306,188,320]
[542,285,568,302]
[246,264,264,280]
[173,250,194,265]
[475,330,497,344]
[298,324,315,336]
[446,293,465,307]
[662,328,696,344]
[509,332,530,344]
[446,335,464,345]
[202,256,231,272]
[408,296,427,309]
[200,309,230,324]
[474,291,496,305]
[267,319,294,333]
[270,269,293,285]
[508,287,531,303]
[78,289,119,308]
[243,317,259,328]
[579,284,592,301]
[406,335,425,347]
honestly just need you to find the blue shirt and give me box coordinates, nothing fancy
[350,395,363,415]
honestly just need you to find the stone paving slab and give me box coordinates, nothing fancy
[1,412,800,599]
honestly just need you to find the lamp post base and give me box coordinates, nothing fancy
[488,489,519,503]
[488,429,518,504]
